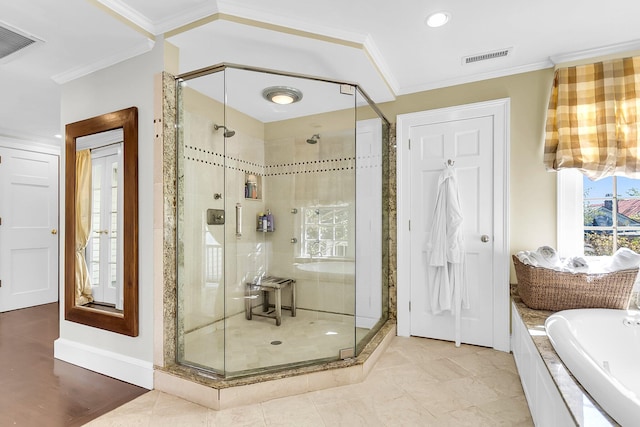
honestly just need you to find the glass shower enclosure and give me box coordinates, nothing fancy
[176,64,389,378]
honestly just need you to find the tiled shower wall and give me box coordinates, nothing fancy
[263,131,356,316]
[180,108,357,333]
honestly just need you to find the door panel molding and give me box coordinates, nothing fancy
[0,145,59,312]
[396,98,510,352]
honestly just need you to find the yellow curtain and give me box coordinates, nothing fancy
[75,149,94,305]
[544,56,640,180]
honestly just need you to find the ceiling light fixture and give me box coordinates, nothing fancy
[262,86,303,105]
[425,11,451,28]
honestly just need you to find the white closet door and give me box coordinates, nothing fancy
[0,147,59,312]
[397,99,510,352]
[408,116,494,347]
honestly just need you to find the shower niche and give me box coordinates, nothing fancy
[244,172,261,200]
[175,64,389,379]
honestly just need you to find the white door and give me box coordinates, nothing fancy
[409,117,493,346]
[0,147,59,312]
[397,99,510,351]
[86,146,122,308]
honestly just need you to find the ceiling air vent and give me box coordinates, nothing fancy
[0,22,41,62]
[462,47,512,65]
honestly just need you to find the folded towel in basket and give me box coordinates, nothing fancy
[563,256,589,272]
[516,246,640,274]
[604,248,640,272]
[516,246,588,273]
[516,246,562,269]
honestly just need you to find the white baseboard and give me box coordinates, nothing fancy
[54,338,154,389]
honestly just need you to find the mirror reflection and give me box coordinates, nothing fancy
[75,129,124,312]
[65,107,138,336]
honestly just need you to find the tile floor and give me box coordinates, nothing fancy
[184,309,368,375]
[88,336,533,426]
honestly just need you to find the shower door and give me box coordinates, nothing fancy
[177,64,388,378]
[222,67,359,376]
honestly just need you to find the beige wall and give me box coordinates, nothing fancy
[379,68,557,281]
[59,40,164,371]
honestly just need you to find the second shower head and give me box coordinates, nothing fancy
[214,124,235,138]
[306,134,320,144]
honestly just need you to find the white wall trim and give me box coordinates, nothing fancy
[396,98,511,352]
[0,136,61,155]
[557,169,584,257]
[54,338,154,389]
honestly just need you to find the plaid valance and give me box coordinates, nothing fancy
[544,56,640,180]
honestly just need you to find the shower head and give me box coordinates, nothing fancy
[213,124,235,138]
[306,134,320,144]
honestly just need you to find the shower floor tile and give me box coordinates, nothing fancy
[183,309,368,374]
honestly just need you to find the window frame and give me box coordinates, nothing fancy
[299,205,350,259]
[558,169,640,257]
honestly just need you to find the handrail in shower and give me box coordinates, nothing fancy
[236,203,242,237]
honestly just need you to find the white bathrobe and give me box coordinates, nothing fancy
[425,165,469,344]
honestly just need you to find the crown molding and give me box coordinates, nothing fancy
[397,59,553,95]
[550,39,640,65]
[96,0,218,35]
[51,38,155,84]
[362,34,399,96]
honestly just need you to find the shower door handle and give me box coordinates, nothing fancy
[236,203,242,237]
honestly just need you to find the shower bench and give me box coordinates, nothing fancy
[244,276,296,326]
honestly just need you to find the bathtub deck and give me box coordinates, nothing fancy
[511,286,621,426]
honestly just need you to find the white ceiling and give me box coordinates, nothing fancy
[2,0,640,143]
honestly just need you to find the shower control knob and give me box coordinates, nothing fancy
[481,234,490,243]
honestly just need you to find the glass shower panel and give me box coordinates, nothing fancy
[222,68,357,376]
[354,89,388,355]
[176,71,227,375]
[176,63,389,379]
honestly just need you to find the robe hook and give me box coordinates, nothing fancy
[447,159,455,166]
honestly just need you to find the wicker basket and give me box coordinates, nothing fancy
[512,255,637,311]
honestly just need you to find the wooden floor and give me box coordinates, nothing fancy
[0,303,147,427]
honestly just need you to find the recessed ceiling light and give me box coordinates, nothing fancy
[425,11,451,28]
[262,86,303,105]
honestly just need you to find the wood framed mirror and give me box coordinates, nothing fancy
[65,107,138,336]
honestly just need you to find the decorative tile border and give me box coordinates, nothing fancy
[183,144,362,177]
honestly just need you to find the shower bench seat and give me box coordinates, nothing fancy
[245,276,296,326]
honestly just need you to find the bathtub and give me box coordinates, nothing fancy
[545,309,640,426]
[294,261,354,275]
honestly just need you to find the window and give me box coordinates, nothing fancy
[558,169,640,256]
[300,206,349,258]
[204,231,222,288]
[583,175,640,255]
[85,145,122,308]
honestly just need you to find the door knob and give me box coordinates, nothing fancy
[51,229,57,235]
[481,234,490,243]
